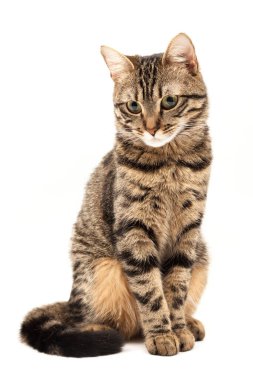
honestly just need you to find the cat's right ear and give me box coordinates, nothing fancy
[162,33,198,74]
[100,46,134,81]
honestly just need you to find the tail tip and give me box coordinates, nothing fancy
[57,329,124,357]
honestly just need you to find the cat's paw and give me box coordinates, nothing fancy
[145,331,179,356]
[173,327,195,352]
[186,316,205,341]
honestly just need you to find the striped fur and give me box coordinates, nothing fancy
[20,33,211,357]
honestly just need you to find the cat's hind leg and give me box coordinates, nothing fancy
[89,257,141,339]
[185,316,205,341]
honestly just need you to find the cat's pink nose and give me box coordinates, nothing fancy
[146,117,156,136]
[148,129,156,136]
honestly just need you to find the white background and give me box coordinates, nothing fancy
[1,0,253,379]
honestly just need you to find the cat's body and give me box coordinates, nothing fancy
[21,34,211,357]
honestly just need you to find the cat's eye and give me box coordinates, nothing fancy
[161,95,178,110]
[126,100,142,114]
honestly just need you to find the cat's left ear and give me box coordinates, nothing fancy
[162,33,198,74]
[100,46,134,81]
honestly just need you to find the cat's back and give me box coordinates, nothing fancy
[76,150,117,257]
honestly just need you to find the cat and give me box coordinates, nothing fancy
[20,33,212,357]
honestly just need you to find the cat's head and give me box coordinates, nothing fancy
[101,33,207,148]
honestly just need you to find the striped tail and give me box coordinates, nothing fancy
[20,302,123,357]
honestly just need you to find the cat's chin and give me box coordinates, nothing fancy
[141,126,184,148]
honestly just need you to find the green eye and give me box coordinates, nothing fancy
[126,100,142,114]
[161,95,178,110]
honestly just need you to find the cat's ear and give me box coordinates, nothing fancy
[162,33,198,74]
[100,46,134,81]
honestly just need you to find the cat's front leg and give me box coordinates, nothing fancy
[163,266,195,351]
[115,218,179,356]
[162,231,201,351]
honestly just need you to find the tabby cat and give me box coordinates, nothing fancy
[20,33,212,357]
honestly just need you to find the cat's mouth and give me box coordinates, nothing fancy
[141,126,184,148]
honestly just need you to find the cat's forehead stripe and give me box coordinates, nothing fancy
[137,55,162,101]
